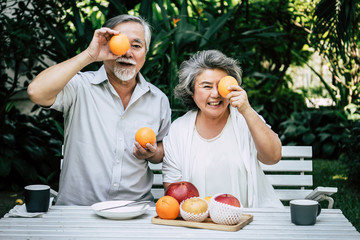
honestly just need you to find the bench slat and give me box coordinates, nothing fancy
[153,174,162,186]
[152,160,313,173]
[260,160,312,172]
[148,163,162,171]
[281,146,312,158]
[266,175,313,186]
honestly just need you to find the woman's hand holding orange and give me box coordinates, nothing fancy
[226,85,252,115]
[85,27,120,62]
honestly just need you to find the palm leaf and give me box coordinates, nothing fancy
[311,0,356,58]
[199,11,232,48]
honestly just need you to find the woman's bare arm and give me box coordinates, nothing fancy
[227,86,282,165]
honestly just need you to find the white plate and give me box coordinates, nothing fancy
[91,200,149,220]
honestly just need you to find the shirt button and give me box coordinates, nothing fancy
[113,184,117,187]
[121,117,124,120]
[116,160,120,164]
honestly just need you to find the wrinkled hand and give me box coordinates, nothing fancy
[133,141,157,160]
[226,85,252,114]
[85,27,119,62]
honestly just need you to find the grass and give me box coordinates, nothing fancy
[313,159,360,232]
[0,159,359,232]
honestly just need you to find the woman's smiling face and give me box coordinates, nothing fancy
[192,68,230,120]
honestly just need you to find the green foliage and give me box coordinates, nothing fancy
[1,1,45,124]
[310,0,360,107]
[344,103,360,121]
[280,109,351,159]
[248,87,307,134]
[0,107,62,191]
[339,120,360,187]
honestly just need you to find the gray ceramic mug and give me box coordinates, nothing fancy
[290,199,321,225]
[24,184,50,213]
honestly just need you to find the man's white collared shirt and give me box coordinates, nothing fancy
[51,65,171,205]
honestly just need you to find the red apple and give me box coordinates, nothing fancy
[214,194,241,207]
[165,181,199,204]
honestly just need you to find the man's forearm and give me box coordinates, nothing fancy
[27,51,94,107]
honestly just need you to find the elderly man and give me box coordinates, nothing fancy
[27,15,171,205]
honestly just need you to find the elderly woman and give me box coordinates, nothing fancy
[162,50,283,208]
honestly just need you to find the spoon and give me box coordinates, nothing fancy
[99,200,151,211]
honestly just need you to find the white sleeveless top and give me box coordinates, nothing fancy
[189,115,248,207]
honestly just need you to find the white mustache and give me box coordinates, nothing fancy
[116,57,136,65]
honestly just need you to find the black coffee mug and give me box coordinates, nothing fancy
[24,184,50,213]
[290,199,321,225]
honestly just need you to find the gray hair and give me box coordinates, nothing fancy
[103,15,151,53]
[175,50,242,110]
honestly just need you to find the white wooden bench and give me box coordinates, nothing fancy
[149,146,337,208]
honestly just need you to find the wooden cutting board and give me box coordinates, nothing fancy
[151,214,253,232]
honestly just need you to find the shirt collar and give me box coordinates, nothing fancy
[90,65,152,93]
[136,70,151,92]
[90,65,108,84]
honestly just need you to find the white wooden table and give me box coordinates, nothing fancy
[0,206,359,239]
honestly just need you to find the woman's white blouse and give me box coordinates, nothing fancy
[190,115,248,206]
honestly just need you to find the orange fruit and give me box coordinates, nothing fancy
[156,196,180,220]
[109,33,130,56]
[218,76,239,98]
[181,197,208,215]
[135,127,156,148]
[204,196,212,217]
[204,196,212,203]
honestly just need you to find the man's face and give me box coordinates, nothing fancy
[104,21,146,82]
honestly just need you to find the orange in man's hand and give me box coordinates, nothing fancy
[109,33,130,56]
[135,127,156,148]
[218,76,239,98]
[156,196,180,220]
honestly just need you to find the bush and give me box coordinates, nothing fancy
[248,87,307,134]
[0,106,62,191]
[279,108,350,159]
[339,120,360,187]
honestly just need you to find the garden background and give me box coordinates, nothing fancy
[1,0,359,231]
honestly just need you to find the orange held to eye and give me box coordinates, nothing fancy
[109,33,130,56]
[135,127,156,148]
[156,196,180,220]
[218,76,239,98]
